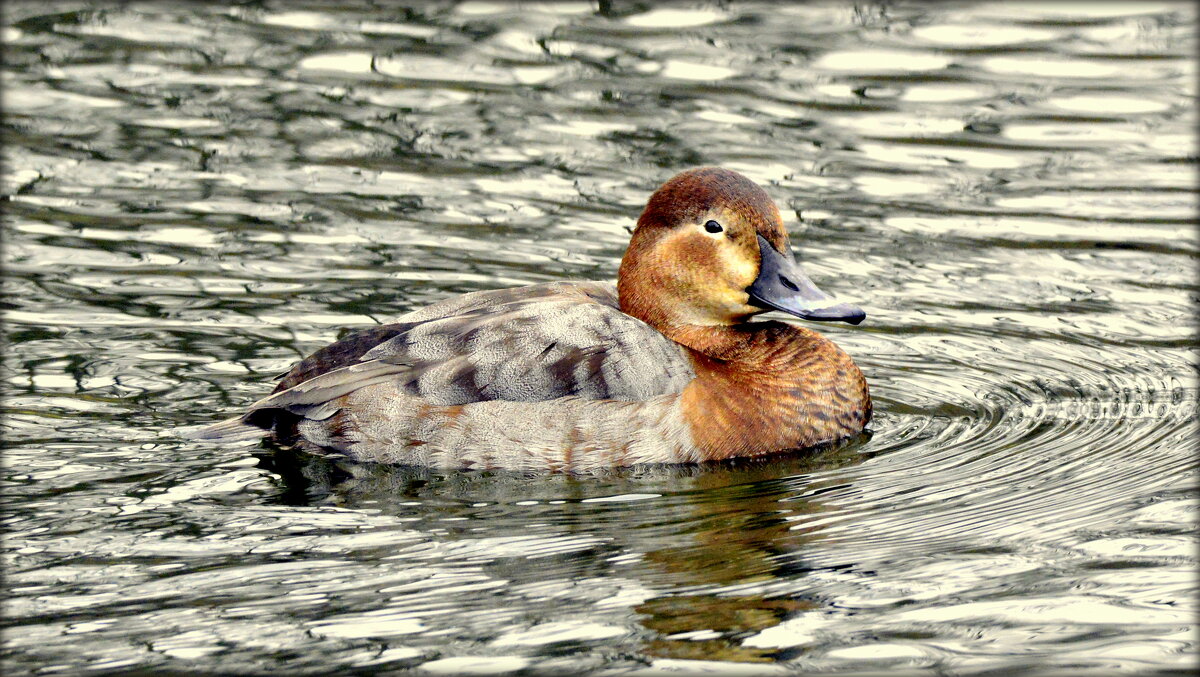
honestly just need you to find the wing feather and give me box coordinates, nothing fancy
[204,281,694,439]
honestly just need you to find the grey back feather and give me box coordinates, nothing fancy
[244,282,694,418]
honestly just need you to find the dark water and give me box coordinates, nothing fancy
[3,2,1197,675]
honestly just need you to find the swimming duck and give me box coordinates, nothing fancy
[195,167,871,472]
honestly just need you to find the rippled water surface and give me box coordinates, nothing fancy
[3,2,1197,675]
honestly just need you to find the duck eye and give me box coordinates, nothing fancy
[704,220,723,234]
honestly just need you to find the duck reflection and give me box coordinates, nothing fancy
[255,434,874,662]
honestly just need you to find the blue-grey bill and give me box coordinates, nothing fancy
[746,234,866,325]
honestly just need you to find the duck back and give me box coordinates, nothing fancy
[226,281,694,448]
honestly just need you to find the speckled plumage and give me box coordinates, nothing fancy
[194,167,872,471]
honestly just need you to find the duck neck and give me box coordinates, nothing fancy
[662,322,799,365]
[668,321,871,461]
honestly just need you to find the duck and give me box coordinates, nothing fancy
[193,167,871,472]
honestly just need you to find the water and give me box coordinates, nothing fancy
[2,2,1196,674]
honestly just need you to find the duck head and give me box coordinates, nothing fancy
[618,167,865,332]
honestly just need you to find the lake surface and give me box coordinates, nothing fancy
[3,2,1197,675]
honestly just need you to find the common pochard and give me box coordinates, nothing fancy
[194,168,871,471]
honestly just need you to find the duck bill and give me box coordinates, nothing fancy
[746,234,866,325]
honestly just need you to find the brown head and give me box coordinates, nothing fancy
[617,167,864,336]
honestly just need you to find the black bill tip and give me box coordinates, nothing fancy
[798,302,866,325]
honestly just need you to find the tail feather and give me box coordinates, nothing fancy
[181,416,268,443]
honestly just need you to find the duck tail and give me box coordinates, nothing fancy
[181,415,268,443]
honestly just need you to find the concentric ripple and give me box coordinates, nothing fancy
[807,335,1196,558]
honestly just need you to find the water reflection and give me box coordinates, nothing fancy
[259,438,877,664]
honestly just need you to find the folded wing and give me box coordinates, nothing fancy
[192,282,694,441]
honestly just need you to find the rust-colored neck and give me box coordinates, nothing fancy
[676,322,871,461]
